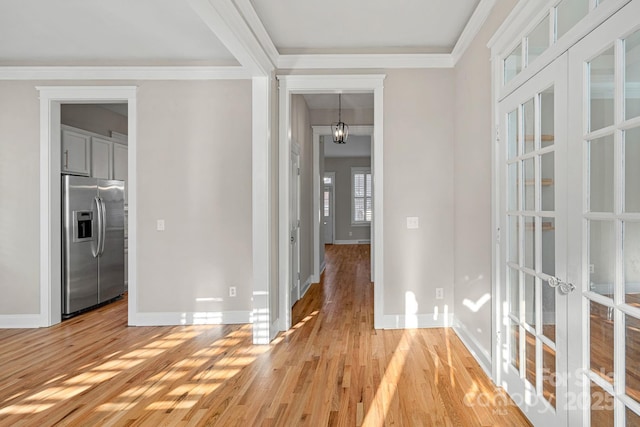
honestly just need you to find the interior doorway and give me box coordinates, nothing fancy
[38,86,137,327]
[277,74,385,334]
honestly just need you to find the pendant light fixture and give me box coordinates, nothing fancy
[332,94,349,144]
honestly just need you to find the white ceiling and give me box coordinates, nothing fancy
[324,135,371,158]
[250,0,481,54]
[0,0,483,66]
[303,94,374,110]
[0,0,237,65]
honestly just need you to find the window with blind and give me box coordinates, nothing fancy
[351,167,372,224]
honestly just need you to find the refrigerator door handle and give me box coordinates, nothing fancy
[100,198,107,256]
[94,196,102,258]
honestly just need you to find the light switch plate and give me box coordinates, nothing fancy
[157,219,165,231]
[407,217,419,229]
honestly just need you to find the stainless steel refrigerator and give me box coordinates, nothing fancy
[62,175,125,316]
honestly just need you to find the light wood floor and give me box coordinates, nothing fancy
[0,245,531,426]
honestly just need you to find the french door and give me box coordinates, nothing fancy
[499,1,640,425]
[499,52,570,426]
[567,1,640,425]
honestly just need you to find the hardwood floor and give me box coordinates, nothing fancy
[0,245,530,426]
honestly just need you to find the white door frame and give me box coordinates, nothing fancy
[312,126,374,282]
[290,142,301,306]
[37,86,137,327]
[278,74,385,331]
[322,171,336,247]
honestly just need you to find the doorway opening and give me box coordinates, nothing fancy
[277,74,385,334]
[38,86,137,327]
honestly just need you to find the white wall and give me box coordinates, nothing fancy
[136,80,252,314]
[0,79,254,321]
[0,82,40,315]
[61,104,128,138]
[291,94,314,286]
[383,68,456,317]
[453,0,518,360]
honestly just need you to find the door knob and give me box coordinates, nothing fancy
[290,235,295,243]
[548,276,575,295]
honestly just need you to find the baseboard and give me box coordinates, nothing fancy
[320,261,326,275]
[300,275,313,298]
[0,314,45,328]
[334,239,371,245]
[382,313,454,329]
[130,310,251,326]
[270,319,281,341]
[452,317,492,378]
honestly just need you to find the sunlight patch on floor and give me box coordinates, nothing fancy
[362,330,414,425]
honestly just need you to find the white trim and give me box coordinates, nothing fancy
[453,317,492,378]
[131,310,251,326]
[451,0,498,64]
[300,275,313,299]
[0,315,44,329]
[278,75,385,332]
[270,319,280,341]
[37,86,137,328]
[334,239,372,245]
[313,127,322,282]
[381,313,454,329]
[187,0,274,76]
[278,54,454,70]
[489,0,631,100]
[233,0,280,67]
[251,76,272,344]
[0,66,251,80]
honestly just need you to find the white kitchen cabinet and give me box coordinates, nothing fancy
[61,128,91,175]
[112,143,128,204]
[91,136,113,179]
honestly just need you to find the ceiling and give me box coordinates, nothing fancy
[0,0,483,67]
[0,0,237,65]
[303,94,374,110]
[251,0,480,54]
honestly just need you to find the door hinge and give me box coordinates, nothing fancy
[297,167,300,176]
[496,227,501,244]
[495,125,500,144]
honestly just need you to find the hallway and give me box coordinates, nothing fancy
[0,245,530,426]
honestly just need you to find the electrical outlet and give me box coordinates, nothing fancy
[589,264,595,274]
[229,286,236,297]
[156,219,165,231]
[436,288,444,300]
[407,217,419,229]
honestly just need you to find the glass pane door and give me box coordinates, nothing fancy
[499,52,569,426]
[567,2,640,424]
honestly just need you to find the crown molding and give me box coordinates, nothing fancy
[0,66,252,80]
[277,53,454,69]
[451,0,497,65]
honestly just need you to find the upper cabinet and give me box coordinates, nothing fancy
[112,143,128,203]
[61,126,128,203]
[61,128,91,176]
[91,136,113,180]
